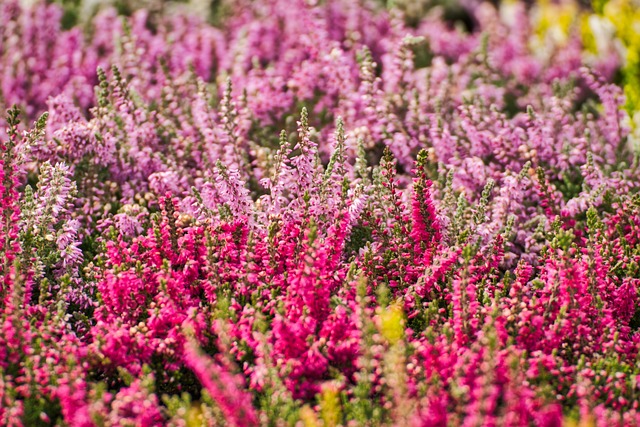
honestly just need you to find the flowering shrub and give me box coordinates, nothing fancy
[1,0,640,425]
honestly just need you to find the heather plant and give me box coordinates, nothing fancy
[2,0,640,426]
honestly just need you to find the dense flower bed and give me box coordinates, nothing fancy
[1,0,640,425]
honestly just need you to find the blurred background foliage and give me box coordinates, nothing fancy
[39,0,640,146]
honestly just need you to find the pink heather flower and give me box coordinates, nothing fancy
[57,219,83,271]
[102,378,165,427]
[183,339,258,427]
[410,151,442,262]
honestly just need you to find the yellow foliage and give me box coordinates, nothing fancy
[379,303,405,345]
[562,413,596,427]
[534,0,580,44]
[320,383,342,427]
[299,405,321,427]
[186,403,204,427]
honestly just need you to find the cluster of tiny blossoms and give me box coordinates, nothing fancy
[1,0,640,425]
